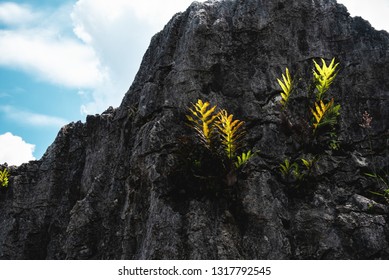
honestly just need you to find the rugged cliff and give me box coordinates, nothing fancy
[1,0,388,259]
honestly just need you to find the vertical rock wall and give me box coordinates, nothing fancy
[0,0,388,259]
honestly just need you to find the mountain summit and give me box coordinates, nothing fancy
[1,0,388,259]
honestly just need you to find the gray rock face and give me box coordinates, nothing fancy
[1,0,388,259]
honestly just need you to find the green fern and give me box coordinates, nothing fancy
[277,68,293,109]
[301,158,313,170]
[311,98,340,133]
[0,168,9,188]
[186,99,218,149]
[313,58,339,100]
[280,159,307,181]
[301,157,317,175]
[280,159,297,177]
[215,109,245,159]
[235,150,258,168]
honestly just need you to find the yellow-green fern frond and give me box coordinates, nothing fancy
[186,99,218,148]
[301,157,318,171]
[311,99,332,129]
[301,158,312,170]
[0,168,9,188]
[277,68,293,109]
[216,110,245,159]
[311,98,341,132]
[235,150,258,168]
[313,58,339,100]
[280,159,298,177]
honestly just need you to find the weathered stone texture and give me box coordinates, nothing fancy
[0,0,388,259]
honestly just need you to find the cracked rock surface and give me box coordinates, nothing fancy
[1,0,388,259]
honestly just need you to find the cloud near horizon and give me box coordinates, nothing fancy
[0,2,106,89]
[0,105,69,127]
[0,132,36,166]
[71,0,191,114]
[0,0,204,115]
[0,29,105,88]
[1,0,388,116]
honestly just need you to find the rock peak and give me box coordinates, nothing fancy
[1,0,388,259]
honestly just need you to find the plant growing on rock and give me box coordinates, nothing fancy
[366,172,389,204]
[280,156,318,185]
[215,109,245,159]
[186,99,256,186]
[360,111,389,204]
[276,59,341,187]
[311,98,341,134]
[313,58,339,101]
[186,99,218,149]
[280,159,299,179]
[277,58,341,147]
[0,168,9,188]
[235,150,257,169]
[277,68,293,110]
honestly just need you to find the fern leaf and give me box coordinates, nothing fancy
[216,110,245,158]
[0,168,9,187]
[277,68,293,109]
[301,159,310,169]
[301,157,317,171]
[311,98,340,132]
[313,58,339,100]
[280,159,291,176]
[235,150,258,168]
[311,100,328,129]
[186,99,218,148]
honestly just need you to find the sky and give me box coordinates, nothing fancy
[0,0,388,166]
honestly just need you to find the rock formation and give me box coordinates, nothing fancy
[0,0,388,259]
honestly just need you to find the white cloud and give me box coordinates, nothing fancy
[1,1,387,117]
[0,106,68,127]
[0,132,35,166]
[0,29,106,88]
[337,0,389,31]
[0,2,40,26]
[0,2,106,89]
[130,0,204,27]
[0,1,208,115]
[71,0,206,114]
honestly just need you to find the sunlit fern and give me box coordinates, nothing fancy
[311,98,341,133]
[235,150,257,169]
[277,68,293,109]
[0,168,9,188]
[280,159,299,177]
[313,58,339,100]
[186,99,218,149]
[301,158,314,170]
[216,110,245,159]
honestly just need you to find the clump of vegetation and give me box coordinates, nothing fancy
[186,99,218,149]
[0,168,9,188]
[311,98,341,134]
[277,58,341,135]
[278,68,293,110]
[313,58,339,100]
[276,58,341,185]
[215,109,245,159]
[235,150,257,169]
[279,156,318,185]
[359,111,389,204]
[185,99,257,187]
[365,172,389,203]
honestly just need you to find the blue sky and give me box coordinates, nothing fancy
[0,0,388,166]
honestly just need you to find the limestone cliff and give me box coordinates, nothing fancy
[1,0,388,259]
